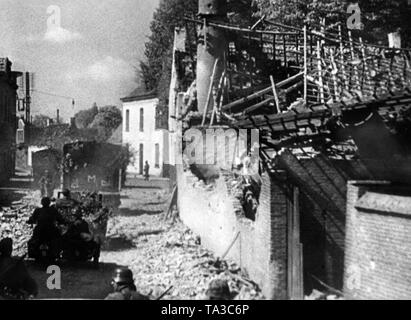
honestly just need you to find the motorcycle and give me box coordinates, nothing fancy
[27,237,61,264]
[28,226,100,267]
[61,232,101,267]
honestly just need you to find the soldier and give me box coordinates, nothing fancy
[144,161,150,181]
[205,279,232,300]
[105,268,150,300]
[0,238,38,300]
[27,197,66,259]
[62,211,100,267]
[39,170,52,198]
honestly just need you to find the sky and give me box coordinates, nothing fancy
[0,0,160,121]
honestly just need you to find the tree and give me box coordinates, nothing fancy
[89,106,122,142]
[140,0,198,92]
[253,0,345,27]
[139,0,198,129]
[140,0,256,129]
[358,0,411,46]
[74,103,99,129]
[253,0,411,46]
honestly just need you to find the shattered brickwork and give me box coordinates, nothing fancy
[344,182,411,300]
[176,149,377,297]
[277,151,372,289]
[177,165,288,299]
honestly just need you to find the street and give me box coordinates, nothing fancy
[1,180,263,300]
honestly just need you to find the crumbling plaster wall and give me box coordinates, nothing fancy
[177,164,289,299]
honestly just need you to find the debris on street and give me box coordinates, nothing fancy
[0,190,40,256]
[102,188,264,300]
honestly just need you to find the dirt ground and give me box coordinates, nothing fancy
[26,186,170,300]
[2,181,263,300]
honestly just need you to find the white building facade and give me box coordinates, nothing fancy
[121,88,167,177]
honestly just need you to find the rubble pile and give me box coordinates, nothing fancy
[0,191,39,256]
[106,213,264,300]
[305,289,344,300]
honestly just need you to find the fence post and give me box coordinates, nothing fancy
[317,41,325,103]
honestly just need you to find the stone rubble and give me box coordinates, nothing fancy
[1,187,265,300]
[0,190,39,256]
[305,289,344,300]
[106,213,265,300]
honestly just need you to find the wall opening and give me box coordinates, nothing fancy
[155,143,160,168]
[300,192,327,295]
[139,108,144,132]
[139,143,144,175]
[125,109,130,132]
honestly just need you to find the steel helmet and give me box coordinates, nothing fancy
[206,279,231,300]
[112,268,134,284]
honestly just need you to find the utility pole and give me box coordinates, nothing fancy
[197,0,228,116]
[25,72,31,124]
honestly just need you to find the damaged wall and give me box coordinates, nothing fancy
[344,182,411,300]
[277,151,373,290]
[177,165,288,299]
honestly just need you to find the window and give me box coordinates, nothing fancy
[155,143,160,168]
[139,108,144,132]
[125,109,130,132]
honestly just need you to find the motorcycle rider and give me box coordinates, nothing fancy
[0,238,38,300]
[63,210,100,266]
[27,197,66,260]
[105,268,149,300]
[39,170,53,198]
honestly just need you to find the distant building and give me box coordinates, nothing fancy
[121,87,167,177]
[15,121,98,174]
[107,124,123,146]
[0,58,22,183]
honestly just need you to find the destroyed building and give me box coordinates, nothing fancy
[167,0,411,300]
[0,58,22,184]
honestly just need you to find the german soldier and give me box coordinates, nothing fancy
[0,238,38,300]
[105,268,149,300]
[205,279,232,300]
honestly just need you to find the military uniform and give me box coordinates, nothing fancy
[144,162,150,181]
[105,267,149,300]
[28,205,65,241]
[0,238,38,300]
[39,174,52,198]
[105,286,150,300]
[205,279,232,300]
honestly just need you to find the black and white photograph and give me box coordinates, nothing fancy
[1,0,411,304]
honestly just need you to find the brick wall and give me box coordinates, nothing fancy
[177,164,288,299]
[277,151,372,289]
[344,181,411,300]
